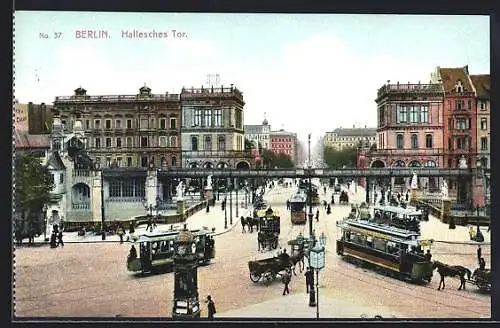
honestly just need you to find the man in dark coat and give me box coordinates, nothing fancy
[315,209,319,222]
[477,245,482,266]
[57,229,64,247]
[282,268,291,295]
[424,249,432,261]
[304,267,315,293]
[206,295,216,319]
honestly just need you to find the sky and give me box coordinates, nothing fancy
[14,12,490,144]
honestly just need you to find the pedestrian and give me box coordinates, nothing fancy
[479,257,486,270]
[117,225,125,244]
[57,229,64,247]
[405,191,409,202]
[477,245,482,266]
[152,216,157,229]
[315,209,319,222]
[304,267,314,293]
[206,295,216,319]
[240,216,246,233]
[145,216,152,232]
[323,200,327,210]
[331,195,335,205]
[282,268,291,295]
[206,203,210,213]
[326,204,331,215]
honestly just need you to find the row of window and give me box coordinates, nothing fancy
[272,144,293,149]
[108,179,146,198]
[193,109,223,127]
[344,231,401,256]
[85,118,177,130]
[326,136,376,141]
[191,135,226,151]
[395,134,433,149]
[448,99,473,111]
[393,160,436,167]
[272,138,294,142]
[93,136,178,148]
[397,104,430,124]
[96,155,178,168]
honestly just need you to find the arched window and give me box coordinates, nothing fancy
[425,160,437,167]
[396,134,404,149]
[409,161,421,167]
[411,134,418,149]
[171,156,177,167]
[425,134,433,148]
[170,136,177,148]
[394,160,405,167]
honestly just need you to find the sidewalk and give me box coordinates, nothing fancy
[31,192,253,244]
[219,292,400,319]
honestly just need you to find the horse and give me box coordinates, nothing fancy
[246,217,259,233]
[257,231,271,251]
[240,216,246,233]
[432,261,471,291]
[289,250,306,275]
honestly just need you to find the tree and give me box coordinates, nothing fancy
[275,153,294,168]
[323,146,357,169]
[244,138,254,151]
[259,149,294,168]
[14,152,55,235]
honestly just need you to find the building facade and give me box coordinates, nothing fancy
[180,85,253,169]
[244,117,271,150]
[53,86,182,169]
[469,74,490,169]
[28,102,53,134]
[433,66,478,170]
[324,126,377,151]
[270,129,298,164]
[368,81,444,191]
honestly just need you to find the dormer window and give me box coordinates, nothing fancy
[455,80,463,93]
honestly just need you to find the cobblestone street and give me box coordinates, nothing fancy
[14,183,490,318]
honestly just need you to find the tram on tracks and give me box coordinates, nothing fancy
[126,226,215,274]
[336,217,433,283]
[290,191,307,224]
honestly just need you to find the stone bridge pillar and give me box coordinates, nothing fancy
[146,168,159,208]
[92,171,103,223]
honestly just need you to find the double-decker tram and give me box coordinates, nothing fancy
[290,192,307,224]
[336,218,433,283]
[127,226,215,275]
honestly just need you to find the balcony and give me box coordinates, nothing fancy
[377,83,443,99]
[72,203,91,210]
[180,85,244,103]
[182,150,253,159]
[369,148,445,156]
[54,93,180,103]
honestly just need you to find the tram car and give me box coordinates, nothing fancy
[372,205,423,233]
[336,218,433,283]
[290,192,307,224]
[256,207,281,250]
[126,227,215,274]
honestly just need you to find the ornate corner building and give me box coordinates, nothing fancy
[180,85,254,169]
[53,86,182,169]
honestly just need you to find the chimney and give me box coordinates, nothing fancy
[364,125,366,128]
[464,65,469,75]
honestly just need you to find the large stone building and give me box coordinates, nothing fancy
[53,86,182,169]
[180,85,253,169]
[269,128,298,164]
[370,81,444,190]
[323,126,377,151]
[244,116,271,150]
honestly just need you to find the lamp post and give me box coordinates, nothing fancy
[229,180,233,226]
[235,179,239,218]
[310,243,326,319]
[307,133,314,238]
[42,204,48,242]
[95,162,106,241]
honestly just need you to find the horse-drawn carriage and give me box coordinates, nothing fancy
[256,207,281,251]
[248,256,290,283]
[339,190,349,204]
[471,268,492,292]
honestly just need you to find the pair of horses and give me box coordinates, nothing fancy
[240,216,260,233]
[432,261,471,291]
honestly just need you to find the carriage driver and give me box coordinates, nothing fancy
[279,248,291,266]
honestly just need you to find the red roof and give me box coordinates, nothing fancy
[14,130,50,149]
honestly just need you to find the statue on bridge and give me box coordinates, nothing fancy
[206,175,213,189]
[441,179,449,200]
[411,171,418,189]
[458,155,468,169]
[176,181,184,200]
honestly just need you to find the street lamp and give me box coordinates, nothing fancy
[95,162,106,240]
[310,244,326,319]
[42,204,48,242]
[229,180,233,226]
